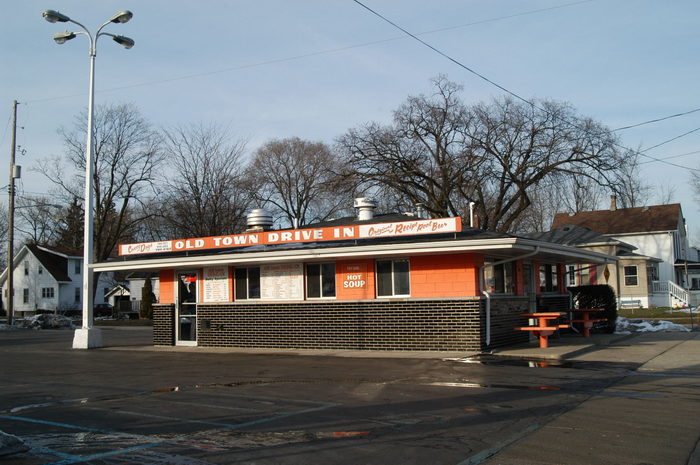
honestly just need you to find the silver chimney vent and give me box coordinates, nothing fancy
[354,197,377,221]
[246,208,273,232]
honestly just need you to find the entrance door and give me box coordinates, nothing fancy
[176,272,198,346]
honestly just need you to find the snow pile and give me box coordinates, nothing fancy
[0,431,28,457]
[615,317,690,334]
[0,324,20,331]
[20,314,75,330]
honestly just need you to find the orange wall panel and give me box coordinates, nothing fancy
[159,269,175,304]
[410,253,483,298]
[336,260,375,300]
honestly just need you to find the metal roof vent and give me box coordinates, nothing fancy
[246,208,273,232]
[354,197,377,221]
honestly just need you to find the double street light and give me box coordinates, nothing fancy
[42,9,135,349]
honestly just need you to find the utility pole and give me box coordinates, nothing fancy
[6,100,18,325]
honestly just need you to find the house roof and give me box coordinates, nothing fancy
[551,203,683,235]
[27,244,73,282]
[521,224,633,249]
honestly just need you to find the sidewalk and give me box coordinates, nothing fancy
[484,330,700,465]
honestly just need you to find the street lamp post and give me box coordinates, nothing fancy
[43,9,134,349]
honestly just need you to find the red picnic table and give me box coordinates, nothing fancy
[570,308,607,337]
[515,312,570,348]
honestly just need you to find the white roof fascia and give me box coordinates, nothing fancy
[92,237,613,273]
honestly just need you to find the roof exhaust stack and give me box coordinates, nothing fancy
[610,195,617,211]
[354,197,377,221]
[246,208,273,232]
[414,203,427,219]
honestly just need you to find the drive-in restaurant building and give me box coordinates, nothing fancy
[96,201,613,351]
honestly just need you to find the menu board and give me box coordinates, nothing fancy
[261,263,303,300]
[202,266,230,302]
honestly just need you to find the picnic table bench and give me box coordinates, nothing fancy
[569,308,607,337]
[515,312,570,348]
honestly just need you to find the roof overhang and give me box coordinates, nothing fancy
[92,237,615,273]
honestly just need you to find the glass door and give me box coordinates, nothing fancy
[176,272,198,346]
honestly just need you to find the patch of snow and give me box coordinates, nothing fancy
[20,314,75,330]
[615,317,690,334]
[0,324,20,331]
[0,431,29,457]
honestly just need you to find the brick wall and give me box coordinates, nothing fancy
[488,296,531,347]
[153,303,174,346]
[195,299,485,351]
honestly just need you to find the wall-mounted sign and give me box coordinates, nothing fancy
[119,217,462,256]
[202,266,229,303]
[260,263,303,300]
[342,263,367,289]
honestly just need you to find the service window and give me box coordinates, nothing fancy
[484,263,515,293]
[539,264,558,293]
[376,259,410,297]
[307,263,336,298]
[624,266,638,286]
[235,267,261,300]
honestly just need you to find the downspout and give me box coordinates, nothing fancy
[479,246,540,347]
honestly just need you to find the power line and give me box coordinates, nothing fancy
[614,107,700,131]
[639,149,700,165]
[350,0,700,173]
[640,127,700,154]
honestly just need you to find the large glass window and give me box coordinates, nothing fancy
[376,259,410,297]
[624,266,638,286]
[484,263,515,293]
[235,267,260,300]
[539,264,559,293]
[307,263,336,298]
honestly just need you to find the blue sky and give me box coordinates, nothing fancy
[2,0,699,241]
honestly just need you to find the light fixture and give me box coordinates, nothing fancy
[109,10,133,24]
[111,35,135,49]
[42,9,70,23]
[53,31,76,44]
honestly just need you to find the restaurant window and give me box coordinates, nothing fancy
[235,267,260,300]
[307,263,336,298]
[41,287,54,299]
[567,265,576,287]
[23,288,29,304]
[484,262,515,294]
[376,259,410,297]
[624,266,638,286]
[539,264,559,293]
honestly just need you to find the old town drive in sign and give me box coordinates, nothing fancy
[119,217,462,256]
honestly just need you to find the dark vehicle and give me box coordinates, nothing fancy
[93,303,114,317]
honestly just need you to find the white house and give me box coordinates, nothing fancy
[552,199,697,307]
[0,244,112,317]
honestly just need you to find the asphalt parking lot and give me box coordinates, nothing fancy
[1,327,699,464]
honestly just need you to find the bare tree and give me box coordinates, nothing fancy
[159,123,251,237]
[247,137,349,227]
[14,195,63,246]
[339,76,480,220]
[611,150,651,208]
[341,77,630,232]
[655,183,676,205]
[36,102,162,264]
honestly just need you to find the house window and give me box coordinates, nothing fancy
[484,262,515,294]
[41,287,55,299]
[235,267,260,300]
[376,259,410,297]
[38,267,43,275]
[307,263,336,298]
[692,278,700,290]
[539,264,559,293]
[624,266,638,286]
[24,264,28,276]
[23,288,29,304]
[75,261,81,274]
[75,287,80,303]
